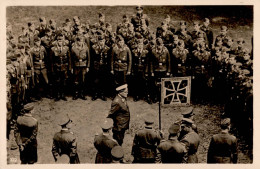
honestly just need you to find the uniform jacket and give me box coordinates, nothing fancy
[180,131,200,163]
[157,137,188,163]
[52,129,80,164]
[30,45,47,69]
[92,44,110,70]
[71,43,90,68]
[107,95,130,131]
[132,47,149,73]
[207,131,238,163]
[28,30,40,47]
[111,44,132,72]
[94,133,119,163]
[21,52,34,78]
[8,62,20,94]
[51,45,71,72]
[175,30,193,49]
[157,30,174,48]
[131,126,161,160]
[131,13,149,32]
[151,46,171,73]
[200,26,214,49]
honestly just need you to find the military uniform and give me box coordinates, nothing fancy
[131,117,161,163]
[207,131,238,163]
[94,133,119,163]
[150,39,171,102]
[71,38,91,100]
[131,12,149,33]
[132,42,149,101]
[30,38,49,99]
[180,130,200,163]
[200,18,214,49]
[92,39,111,100]
[14,103,38,164]
[27,23,40,47]
[52,114,80,164]
[111,42,132,85]
[50,40,71,100]
[107,93,130,146]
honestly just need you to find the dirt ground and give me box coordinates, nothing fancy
[7,97,252,164]
[6,6,253,164]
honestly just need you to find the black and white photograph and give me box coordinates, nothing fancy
[1,0,259,168]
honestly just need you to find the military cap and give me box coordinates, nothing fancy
[56,154,70,164]
[65,18,71,23]
[220,118,230,128]
[135,32,143,39]
[161,21,168,26]
[136,38,143,44]
[49,19,56,24]
[106,23,112,28]
[193,21,200,26]
[28,22,33,27]
[98,35,105,40]
[123,14,128,19]
[136,6,143,10]
[17,43,25,49]
[181,118,194,126]
[111,146,124,160]
[24,103,34,112]
[57,113,72,126]
[101,118,113,130]
[39,17,46,22]
[98,12,104,18]
[197,32,205,39]
[144,114,154,125]
[73,16,80,21]
[221,26,228,31]
[9,54,17,61]
[76,36,84,42]
[180,20,187,26]
[15,52,22,58]
[237,38,245,44]
[45,28,51,33]
[182,107,194,118]
[177,40,184,46]
[156,38,163,46]
[116,84,128,91]
[204,18,210,23]
[57,35,63,40]
[34,36,41,42]
[21,26,26,30]
[117,35,124,42]
[168,123,180,134]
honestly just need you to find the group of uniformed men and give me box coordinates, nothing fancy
[7,6,251,164]
[12,84,238,164]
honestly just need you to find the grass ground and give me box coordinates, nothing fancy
[6,6,253,164]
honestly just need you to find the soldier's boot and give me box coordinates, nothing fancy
[79,85,87,100]
[72,84,79,100]
[146,95,152,104]
[100,93,107,101]
[61,93,67,101]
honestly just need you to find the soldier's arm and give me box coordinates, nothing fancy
[127,47,132,73]
[14,122,23,146]
[23,121,38,148]
[166,49,171,73]
[207,137,215,163]
[231,137,238,163]
[52,139,59,161]
[107,100,120,118]
[87,47,91,69]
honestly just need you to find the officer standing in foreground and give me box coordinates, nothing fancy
[180,118,200,163]
[94,118,119,163]
[14,103,38,164]
[107,84,130,146]
[52,114,80,164]
[157,123,188,163]
[131,115,161,163]
[207,118,238,163]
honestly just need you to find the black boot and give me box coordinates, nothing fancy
[92,93,98,101]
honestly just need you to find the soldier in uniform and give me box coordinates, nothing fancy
[16,50,27,106]
[131,6,149,33]
[94,118,119,163]
[156,22,174,52]
[91,35,111,101]
[200,18,214,50]
[50,35,71,101]
[18,26,29,45]
[189,21,208,49]
[180,118,200,163]
[104,23,116,48]
[95,12,107,32]
[175,21,192,51]
[117,14,131,39]
[131,38,150,102]
[207,118,238,163]
[172,40,190,77]
[214,26,229,47]
[107,84,130,146]
[111,35,132,86]
[37,17,48,38]
[71,36,91,100]
[150,38,171,103]
[131,115,161,163]
[156,123,188,163]
[111,146,124,163]
[30,37,49,100]
[52,114,80,164]
[27,22,40,47]
[14,103,38,164]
